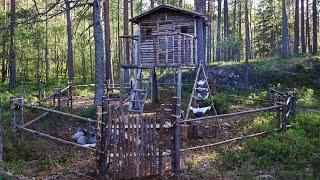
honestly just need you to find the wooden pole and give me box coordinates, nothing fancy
[173,67,182,178]
[67,80,73,109]
[16,103,97,123]
[96,100,106,178]
[0,107,3,163]
[10,97,17,132]
[18,97,24,125]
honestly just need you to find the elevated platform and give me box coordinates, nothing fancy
[119,32,198,69]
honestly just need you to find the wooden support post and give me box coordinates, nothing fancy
[9,97,17,132]
[119,67,124,116]
[178,34,181,64]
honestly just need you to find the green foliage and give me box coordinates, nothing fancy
[253,0,281,57]
[39,156,59,171]
[223,112,320,176]
[1,160,28,174]
[297,87,320,108]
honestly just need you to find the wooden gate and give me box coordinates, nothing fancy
[103,106,169,179]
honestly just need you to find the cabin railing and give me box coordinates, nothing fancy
[119,33,197,68]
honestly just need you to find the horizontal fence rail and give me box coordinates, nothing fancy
[15,103,97,123]
[180,104,284,124]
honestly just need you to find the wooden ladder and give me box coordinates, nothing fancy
[126,68,152,116]
[185,62,217,120]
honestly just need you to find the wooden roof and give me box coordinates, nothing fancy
[130,4,204,24]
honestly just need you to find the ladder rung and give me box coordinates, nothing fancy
[129,109,142,113]
[130,99,145,103]
[132,89,146,92]
[136,78,149,81]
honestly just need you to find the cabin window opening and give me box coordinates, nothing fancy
[181,26,188,33]
[146,29,152,36]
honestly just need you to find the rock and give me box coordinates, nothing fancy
[77,135,86,145]
[71,131,84,140]
[87,135,96,144]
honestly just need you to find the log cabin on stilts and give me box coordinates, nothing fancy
[103,4,216,178]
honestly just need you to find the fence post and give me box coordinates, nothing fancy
[171,97,180,179]
[9,97,17,132]
[268,85,275,105]
[158,104,165,176]
[281,94,289,132]
[0,107,3,163]
[96,103,106,178]
[55,88,62,111]
[67,81,73,109]
[291,89,297,116]
[276,106,282,130]
[18,97,24,126]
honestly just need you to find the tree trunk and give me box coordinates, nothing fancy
[281,0,290,57]
[293,0,299,53]
[104,0,113,84]
[93,0,105,106]
[244,0,250,87]
[45,0,49,83]
[178,0,182,7]
[301,0,306,53]
[1,36,6,83]
[207,0,212,63]
[238,0,241,61]
[195,0,206,62]
[223,0,229,38]
[233,0,237,30]
[312,0,317,53]
[216,0,222,61]
[150,0,158,103]
[8,0,16,88]
[306,0,311,52]
[65,0,74,82]
[123,0,130,83]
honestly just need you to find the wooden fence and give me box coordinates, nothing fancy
[9,85,297,179]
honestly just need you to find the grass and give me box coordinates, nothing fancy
[0,54,319,178]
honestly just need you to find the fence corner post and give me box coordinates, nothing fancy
[9,97,17,132]
[171,97,181,179]
[96,98,107,178]
[18,97,24,126]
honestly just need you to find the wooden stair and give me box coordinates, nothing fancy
[125,68,152,119]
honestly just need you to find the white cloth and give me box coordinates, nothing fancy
[197,80,206,86]
[190,106,211,114]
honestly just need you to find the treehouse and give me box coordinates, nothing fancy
[119,4,207,68]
